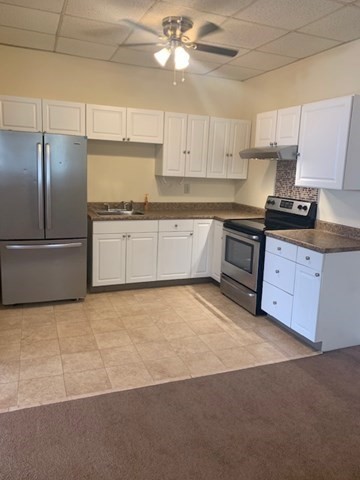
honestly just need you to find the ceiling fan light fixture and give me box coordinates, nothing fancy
[174,46,190,70]
[154,47,171,67]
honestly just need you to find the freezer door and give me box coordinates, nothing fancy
[44,134,87,239]
[0,130,44,240]
[0,239,87,304]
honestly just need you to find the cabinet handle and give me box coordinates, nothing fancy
[275,269,280,274]
[273,301,277,305]
[296,152,300,158]
[305,256,310,260]
[277,247,281,251]
[315,273,320,277]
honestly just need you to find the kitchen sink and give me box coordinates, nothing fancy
[96,209,144,216]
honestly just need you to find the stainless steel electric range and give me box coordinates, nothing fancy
[220,196,317,315]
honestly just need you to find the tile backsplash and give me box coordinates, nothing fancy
[275,160,318,202]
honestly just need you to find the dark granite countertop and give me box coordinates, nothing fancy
[266,229,360,253]
[88,202,264,223]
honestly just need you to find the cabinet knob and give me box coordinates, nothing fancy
[230,153,233,157]
[187,151,190,154]
[274,142,277,146]
[190,232,193,236]
[127,234,131,238]
[273,301,277,305]
[122,234,126,238]
[270,142,274,147]
[296,152,301,157]
[315,273,320,277]
[305,256,310,260]
[174,224,178,228]
[183,150,186,154]
[275,269,280,274]
[226,153,229,157]
[277,247,281,251]
[122,137,126,141]
[127,138,130,141]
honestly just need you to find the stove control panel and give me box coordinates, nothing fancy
[265,196,314,216]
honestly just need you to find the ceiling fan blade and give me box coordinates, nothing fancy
[195,22,222,41]
[121,19,159,37]
[195,43,238,57]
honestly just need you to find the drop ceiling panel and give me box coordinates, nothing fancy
[56,37,117,60]
[299,5,360,42]
[65,0,156,25]
[206,18,286,49]
[208,64,264,81]
[0,0,65,13]
[0,25,55,50]
[162,0,255,17]
[260,32,340,58]
[234,0,342,30]
[231,50,296,71]
[59,15,130,45]
[0,3,60,34]
[111,46,161,68]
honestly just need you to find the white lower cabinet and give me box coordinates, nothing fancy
[262,236,360,351]
[211,220,223,282]
[157,220,194,280]
[92,221,158,286]
[191,219,213,278]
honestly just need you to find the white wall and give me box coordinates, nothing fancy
[237,39,360,227]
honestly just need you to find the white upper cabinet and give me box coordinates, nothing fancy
[126,108,164,144]
[207,117,251,179]
[87,105,163,143]
[296,95,360,190]
[42,99,85,136]
[156,112,209,177]
[0,95,42,132]
[86,104,126,141]
[255,106,301,147]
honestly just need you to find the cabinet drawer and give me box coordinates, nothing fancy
[261,281,293,327]
[159,219,194,232]
[265,237,297,261]
[296,247,323,270]
[93,220,158,234]
[264,252,296,294]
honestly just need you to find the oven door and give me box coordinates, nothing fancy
[221,228,261,292]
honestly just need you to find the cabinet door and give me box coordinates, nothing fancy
[227,120,251,179]
[157,232,192,280]
[207,117,230,178]
[160,112,187,176]
[275,106,301,145]
[295,96,352,189]
[86,104,126,141]
[92,234,126,286]
[211,220,223,282]
[191,219,213,278]
[42,99,85,136]
[0,95,42,132]
[291,264,321,341]
[126,108,164,144]
[254,110,277,147]
[126,232,158,283]
[185,114,209,177]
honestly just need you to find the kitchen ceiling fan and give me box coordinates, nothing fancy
[121,16,238,82]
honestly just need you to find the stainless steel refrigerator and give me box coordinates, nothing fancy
[0,131,87,305]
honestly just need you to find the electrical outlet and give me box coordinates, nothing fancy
[184,183,190,194]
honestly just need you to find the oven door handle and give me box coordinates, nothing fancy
[223,228,260,242]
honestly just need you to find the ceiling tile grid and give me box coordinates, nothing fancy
[0,0,359,82]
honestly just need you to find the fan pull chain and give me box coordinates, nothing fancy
[181,70,185,83]
[173,66,177,86]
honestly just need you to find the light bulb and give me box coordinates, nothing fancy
[154,48,170,67]
[174,46,190,70]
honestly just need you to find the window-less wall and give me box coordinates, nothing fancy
[237,39,360,228]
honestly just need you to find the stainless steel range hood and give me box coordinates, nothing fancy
[239,145,298,161]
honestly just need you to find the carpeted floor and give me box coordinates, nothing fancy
[1,346,360,480]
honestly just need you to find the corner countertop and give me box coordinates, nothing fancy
[87,203,265,223]
[266,229,360,253]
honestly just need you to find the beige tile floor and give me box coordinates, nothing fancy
[0,283,319,412]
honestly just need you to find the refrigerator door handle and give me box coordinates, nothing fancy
[37,142,44,230]
[45,142,52,230]
[6,243,83,250]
